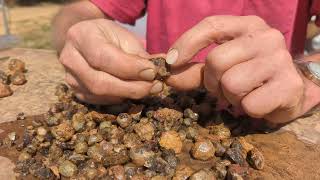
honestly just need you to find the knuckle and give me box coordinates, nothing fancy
[66,20,94,42]
[241,98,264,118]
[86,77,105,96]
[64,74,74,86]
[275,50,292,64]
[294,77,304,90]
[89,49,105,69]
[288,75,304,93]
[58,47,69,65]
[88,45,114,70]
[58,55,68,66]
[264,28,285,42]
[246,15,266,26]
[59,49,78,69]
[129,91,145,100]
[66,24,81,43]
[220,73,242,97]
[206,52,225,73]
[128,86,147,100]
[87,84,103,96]
[201,16,223,31]
[202,16,216,26]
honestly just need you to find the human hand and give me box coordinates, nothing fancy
[59,19,163,104]
[166,15,306,123]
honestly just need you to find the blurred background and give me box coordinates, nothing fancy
[0,0,147,50]
[0,0,61,49]
[0,0,320,53]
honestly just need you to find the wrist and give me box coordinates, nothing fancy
[295,60,320,115]
[301,76,320,112]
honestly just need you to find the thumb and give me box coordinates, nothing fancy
[165,16,268,67]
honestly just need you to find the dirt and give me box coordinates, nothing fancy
[0,116,319,179]
[0,115,218,179]
[246,132,320,180]
[0,49,64,123]
[0,116,39,179]
[0,3,61,49]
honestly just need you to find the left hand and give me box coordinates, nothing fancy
[165,15,305,123]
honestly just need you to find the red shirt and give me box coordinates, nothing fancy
[91,0,320,62]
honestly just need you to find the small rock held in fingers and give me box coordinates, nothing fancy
[150,57,170,80]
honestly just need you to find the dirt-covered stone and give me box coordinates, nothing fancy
[189,169,216,180]
[11,83,265,179]
[173,165,195,180]
[247,148,264,170]
[191,140,215,161]
[159,130,183,154]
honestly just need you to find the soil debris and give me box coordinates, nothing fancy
[7,82,266,179]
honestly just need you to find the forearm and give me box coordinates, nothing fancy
[52,1,111,53]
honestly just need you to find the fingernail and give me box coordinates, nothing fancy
[150,81,163,94]
[139,68,156,81]
[166,49,179,64]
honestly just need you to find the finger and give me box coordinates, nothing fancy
[166,63,204,91]
[68,19,149,56]
[264,104,303,124]
[205,35,258,80]
[220,59,274,106]
[204,60,229,106]
[206,29,287,80]
[65,72,128,106]
[65,70,87,91]
[74,92,123,105]
[166,15,269,66]
[60,43,163,99]
[141,53,166,59]
[263,72,304,123]
[203,63,220,96]
[82,43,157,81]
[241,75,302,122]
[97,19,148,55]
[67,74,123,105]
[241,81,281,119]
[70,21,157,81]
[204,68,228,109]
[82,70,163,99]
[60,42,95,94]
[66,71,124,105]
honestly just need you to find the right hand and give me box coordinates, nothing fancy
[59,19,162,104]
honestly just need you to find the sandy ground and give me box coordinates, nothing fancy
[0,3,61,49]
[0,2,147,50]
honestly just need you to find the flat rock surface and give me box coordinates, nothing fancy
[0,48,64,123]
[282,111,320,144]
[0,156,16,180]
[0,48,319,179]
[247,132,320,180]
